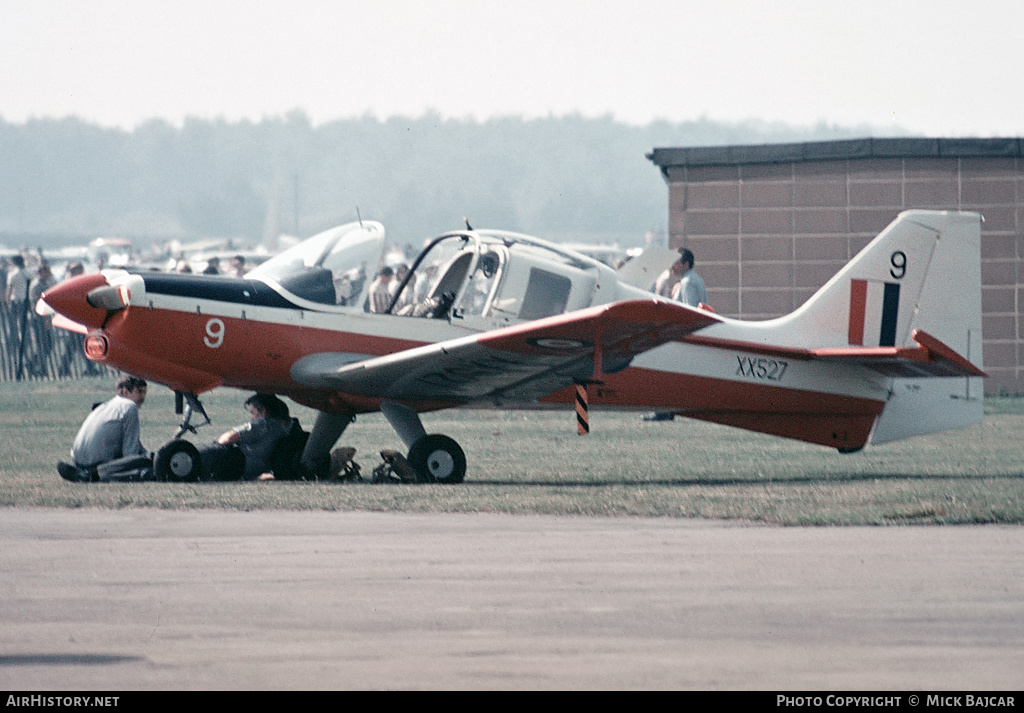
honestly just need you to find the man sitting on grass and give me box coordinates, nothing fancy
[196,393,295,481]
[58,376,153,482]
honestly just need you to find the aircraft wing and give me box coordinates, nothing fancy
[292,299,721,403]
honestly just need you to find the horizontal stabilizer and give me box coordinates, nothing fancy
[809,330,986,378]
[687,329,983,379]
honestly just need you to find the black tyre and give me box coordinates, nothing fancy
[155,440,202,482]
[407,434,466,483]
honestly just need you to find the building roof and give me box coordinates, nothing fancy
[647,137,1024,177]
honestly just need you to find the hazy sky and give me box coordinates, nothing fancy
[3,0,1021,136]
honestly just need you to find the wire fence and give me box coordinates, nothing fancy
[0,303,113,382]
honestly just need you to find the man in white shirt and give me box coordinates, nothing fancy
[644,248,708,422]
[5,255,30,306]
[368,266,395,313]
[671,249,707,307]
[59,376,151,482]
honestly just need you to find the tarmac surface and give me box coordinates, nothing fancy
[1,508,1023,691]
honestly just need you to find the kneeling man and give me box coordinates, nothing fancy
[59,376,152,482]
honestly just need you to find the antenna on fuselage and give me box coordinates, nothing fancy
[464,217,473,230]
[356,207,364,229]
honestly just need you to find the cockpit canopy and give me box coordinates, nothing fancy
[248,221,385,307]
[249,221,614,325]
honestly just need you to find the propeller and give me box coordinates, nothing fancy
[85,272,145,311]
[86,284,131,311]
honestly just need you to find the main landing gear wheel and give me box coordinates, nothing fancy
[407,434,466,483]
[155,440,202,482]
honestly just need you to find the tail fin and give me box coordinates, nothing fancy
[780,211,978,348]
[781,210,984,443]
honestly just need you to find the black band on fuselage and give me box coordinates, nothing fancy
[140,273,298,309]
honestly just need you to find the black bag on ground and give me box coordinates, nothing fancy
[195,442,246,481]
[154,440,244,481]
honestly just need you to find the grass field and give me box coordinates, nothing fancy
[2,378,1023,525]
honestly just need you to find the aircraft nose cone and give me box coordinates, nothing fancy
[41,273,112,329]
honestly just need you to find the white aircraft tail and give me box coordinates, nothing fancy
[774,210,984,443]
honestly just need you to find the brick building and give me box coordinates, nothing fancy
[647,138,1024,395]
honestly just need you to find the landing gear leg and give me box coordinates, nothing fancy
[380,401,466,483]
[173,391,211,439]
[301,410,356,478]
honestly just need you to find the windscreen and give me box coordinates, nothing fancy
[248,221,385,305]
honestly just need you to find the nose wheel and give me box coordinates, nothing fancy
[154,440,202,481]
[407,434,466,483]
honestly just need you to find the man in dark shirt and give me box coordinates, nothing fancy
[214,393,292,480]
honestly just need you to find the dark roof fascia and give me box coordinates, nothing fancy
[647,137,1024,178]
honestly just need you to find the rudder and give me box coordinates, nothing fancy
[869,211,984,443]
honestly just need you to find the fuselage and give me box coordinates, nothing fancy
[42,211,989,457]
[43,276,886,451]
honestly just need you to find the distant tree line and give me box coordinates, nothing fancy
[0,112,897,250]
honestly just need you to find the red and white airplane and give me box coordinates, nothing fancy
[41,210,985,482]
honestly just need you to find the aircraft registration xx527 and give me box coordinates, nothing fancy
[41,210,985,483]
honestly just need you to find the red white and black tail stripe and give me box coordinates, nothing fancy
[848,279,901,347]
